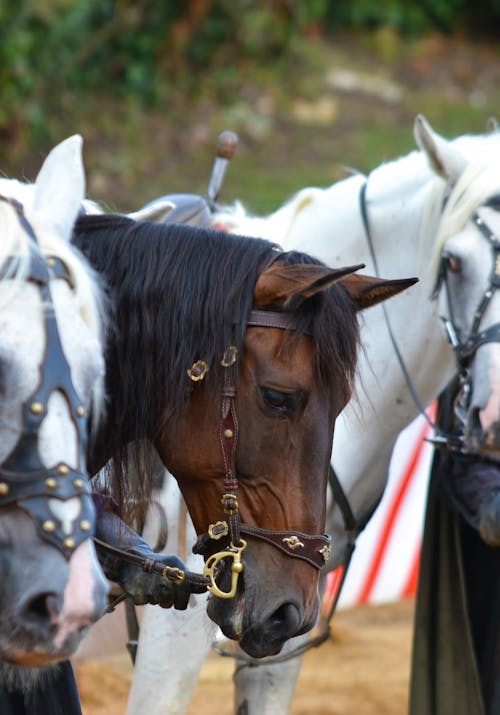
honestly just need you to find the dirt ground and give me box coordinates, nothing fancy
[75,599,414,715]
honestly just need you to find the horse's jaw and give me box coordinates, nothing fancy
[0,662,58,693]
[207,591,246,642]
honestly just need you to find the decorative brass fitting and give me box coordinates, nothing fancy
[221,345,237,367]
[187,360,209,382]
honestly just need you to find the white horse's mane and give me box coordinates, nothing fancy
[435,149,500,251]
[217,131,500,289]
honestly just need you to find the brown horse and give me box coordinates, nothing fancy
[74,215,416,658]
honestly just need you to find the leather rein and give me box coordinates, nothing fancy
[0,195,95,557]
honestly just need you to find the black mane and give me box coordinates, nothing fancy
[73,214,360,515]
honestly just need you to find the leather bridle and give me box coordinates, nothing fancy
[188,307,331,598]
[435,195,500,442]
[98,298,332,602]
[0,195,94,557]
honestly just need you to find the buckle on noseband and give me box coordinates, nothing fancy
[203,539,247,599]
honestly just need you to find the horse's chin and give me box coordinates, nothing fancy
[207,595,285,657]
[479,448,500,463]
[0,632,83,669]
[0,660,59,693]
[5,650,67,668]
[464,435,500,463]
[207,589,317,659]
[207,591,245,641]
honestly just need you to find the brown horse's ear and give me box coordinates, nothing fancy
[254,262,365,310]
[340,274,419,311]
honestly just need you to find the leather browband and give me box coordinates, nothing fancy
[247,308,312,335]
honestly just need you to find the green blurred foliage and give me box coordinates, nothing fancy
[1,0,499,143]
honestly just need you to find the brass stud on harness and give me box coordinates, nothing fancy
[319,544,331,564]
[80,520,92,532]
[46,258,56,268]
[187,360,209,382]
[45,477,57,489]
[63,537,75,550]
[221,345,237,367]
[74,478,84,489]
[42,520,56,533]
[30,402,43,415]
[224,428,234,439]
[57,464,69,476]
[76,405,86,417]
[283,535,305,550]
[0,482,9,496]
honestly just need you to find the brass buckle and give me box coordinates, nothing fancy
[221,493,239,515]
[161,566,186,583]
[203,539,247,599]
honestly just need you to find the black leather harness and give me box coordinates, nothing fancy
[0,195,94,557]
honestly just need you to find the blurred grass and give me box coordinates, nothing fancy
[3,32,500,215]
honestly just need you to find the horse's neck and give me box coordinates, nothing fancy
[287,154,454,410]
[278,156,456,525]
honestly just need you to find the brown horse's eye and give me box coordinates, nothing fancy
[261,388,302,416]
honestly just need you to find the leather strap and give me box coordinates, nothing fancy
[239,525,330,570]
[247,309,308,333]
[0,195,93,557]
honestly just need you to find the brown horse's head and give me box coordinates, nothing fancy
[161,259,416,657]
[74,216,416,659]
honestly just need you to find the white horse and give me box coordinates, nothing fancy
[123,114,500,714]
[0,137,109,693]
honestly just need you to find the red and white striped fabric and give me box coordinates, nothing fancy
[323,403,436,611]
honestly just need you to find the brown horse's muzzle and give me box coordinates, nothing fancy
[206,544,320,658]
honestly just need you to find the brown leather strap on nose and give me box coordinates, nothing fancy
[193,524,331,571]
[239,525,331,570]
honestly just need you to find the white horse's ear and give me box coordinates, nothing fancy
[414,114,467,184]
[128,199,175,223]
[32,135,85,242]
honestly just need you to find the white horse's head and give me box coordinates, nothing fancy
[0,136,108,674]
[415,115,500,458]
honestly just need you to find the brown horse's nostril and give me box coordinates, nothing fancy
[269,602,301,635]
[238,601,303,658]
